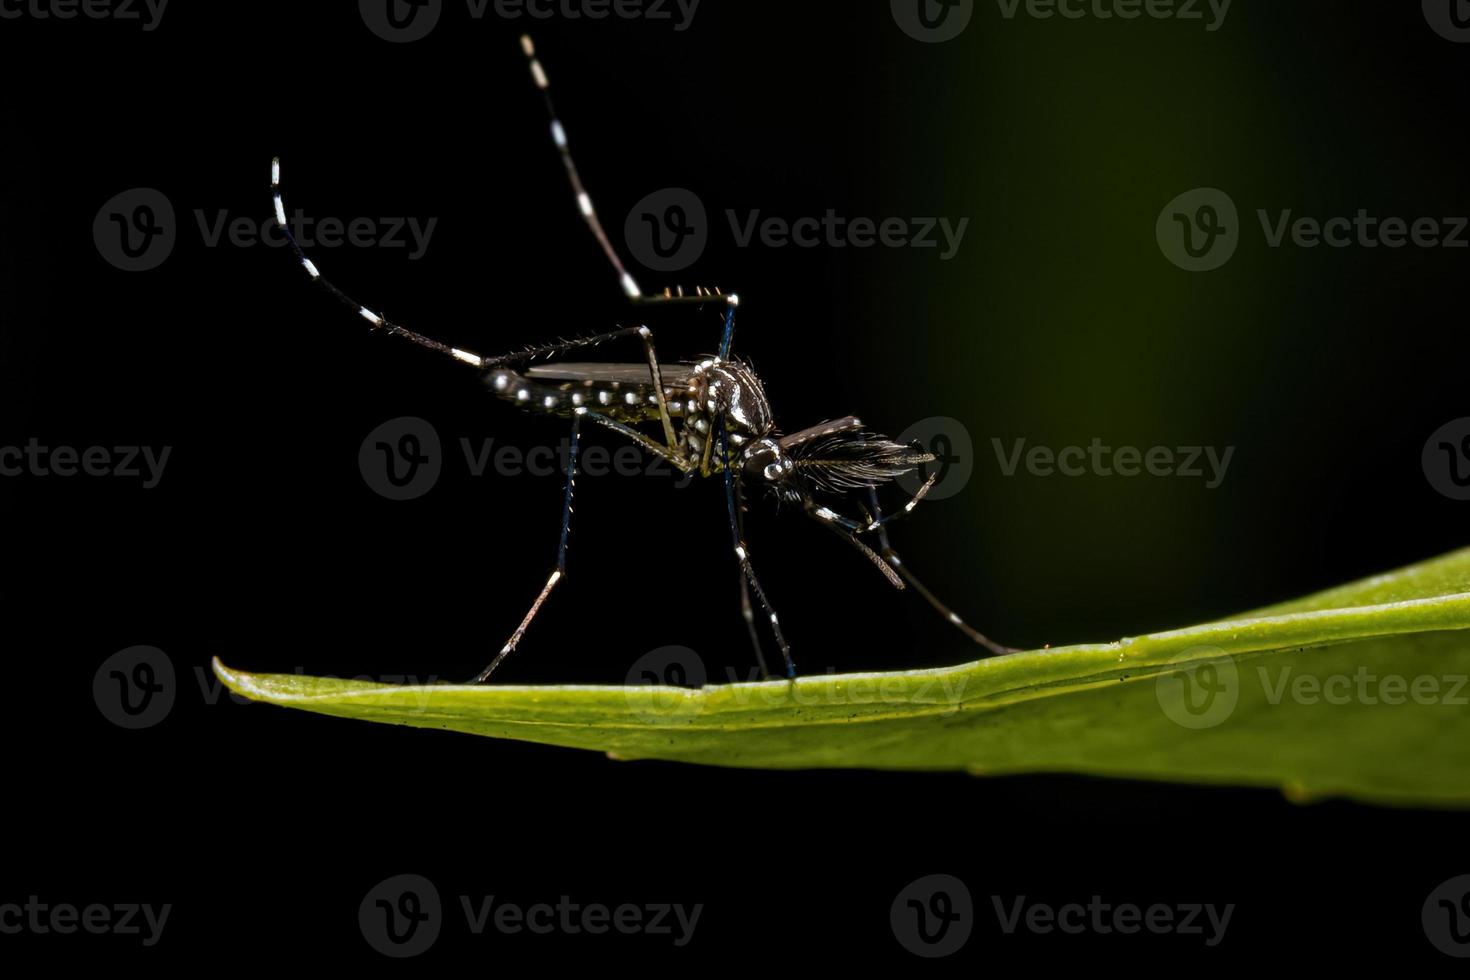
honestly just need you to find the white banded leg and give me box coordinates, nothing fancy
[733,477,771,678]
[864,487,1015,656]
[269,158,486,369]
[580,409,692,472]
[521,39,743,317]
[719,425,794,678]
[521,34,642,301]
[805,471,939,541]
[804,503,906,590]
[472,408,586,682]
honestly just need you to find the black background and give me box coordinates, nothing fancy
[3,0,1469,968]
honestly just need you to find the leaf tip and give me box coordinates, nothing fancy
[211,658,273,704]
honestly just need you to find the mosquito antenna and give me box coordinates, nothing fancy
[520,34,642,302]
[269,158,486,368]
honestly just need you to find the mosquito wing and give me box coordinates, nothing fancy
[524,362,701,386]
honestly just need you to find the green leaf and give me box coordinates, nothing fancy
[214,547,1470,807]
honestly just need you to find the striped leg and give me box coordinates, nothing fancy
[805,471,940,539]
[719,421,794,678]
[471,408,586,682]
[519,34,741,336]
[733,477,771,679]
[865,488,1015,656]
[804,502,906,591]
[270,158,489,369]
[520,34,642,301]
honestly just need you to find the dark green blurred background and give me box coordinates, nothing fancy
[870,3,1469,647]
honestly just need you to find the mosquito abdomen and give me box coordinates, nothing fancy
[485,368,691,422]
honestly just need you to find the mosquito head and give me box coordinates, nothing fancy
[741,437,797,492]
[745,417,935,504]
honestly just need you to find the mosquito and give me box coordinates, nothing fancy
[269,35,1013,683]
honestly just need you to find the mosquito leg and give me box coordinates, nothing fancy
[720,422,794,678]
[719,295,737,360]
[733,477,771,679]
[578,409,692,472]
[270,158,488,369]
[865,488,1016,656]
[471,409,585,682]
[633,326,679,451]
[856,472,939,534]
[520,34,643,301]
[803,502,906,590]
[520,37,744,344]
